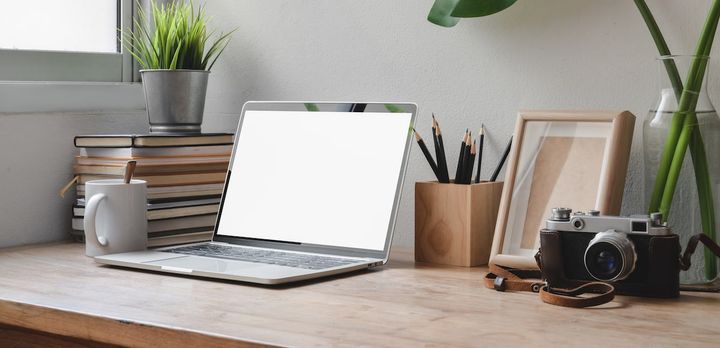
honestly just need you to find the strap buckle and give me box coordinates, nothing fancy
[493,276,507,292]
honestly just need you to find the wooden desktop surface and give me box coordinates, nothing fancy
[0,242,718,347]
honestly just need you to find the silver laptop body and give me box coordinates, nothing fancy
[95,102,417,284]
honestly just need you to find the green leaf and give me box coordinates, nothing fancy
[384,104,405,113]
[304,103,320,112]
[123,0,234,70]
[428,0,461,27]
[450,0,517,18]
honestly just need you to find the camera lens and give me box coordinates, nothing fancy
[584,230,636,282]
[586,246,621,277]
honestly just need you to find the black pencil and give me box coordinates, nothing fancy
[467,140,477,185]
[413,129,442,181]
[430,117,443,183]
[490,135,513,182]
[474,124,484,183]
[434,114,450,183]
[460,133,472,184]
[454,130,467,183]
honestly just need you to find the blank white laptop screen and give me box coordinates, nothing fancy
[216,110,412,251]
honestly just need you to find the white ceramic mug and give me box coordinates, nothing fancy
[83,179,148,257]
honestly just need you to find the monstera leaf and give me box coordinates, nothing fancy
[427,0,517,27]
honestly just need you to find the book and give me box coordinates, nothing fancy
[79,145,232,158]
[73,161,229,176]
[72,214,217,234]
[147,230,214,247]
[76,155,230,166]
[74,133,234,148]
[147,203,220,220]
[77,183,225,196]
[76,188,223,201]
[77,172,227,187]
[73,202,220,221]
[73,197,222,216]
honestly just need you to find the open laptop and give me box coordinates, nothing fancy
[95,101,417,284]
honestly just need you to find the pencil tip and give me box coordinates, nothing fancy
[479,125,485,135]
[414,130,421,140]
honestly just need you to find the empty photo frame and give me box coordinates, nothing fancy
[490,110,635,269]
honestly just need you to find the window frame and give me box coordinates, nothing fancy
[0,0,147,113]
[0,0,136,83]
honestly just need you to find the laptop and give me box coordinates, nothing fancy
[95,101,417,284]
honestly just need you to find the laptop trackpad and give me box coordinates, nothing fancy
[144,255,307,277]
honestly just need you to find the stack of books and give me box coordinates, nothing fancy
[70,133,233,247]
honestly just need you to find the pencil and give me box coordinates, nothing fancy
[413,129,442,181]
[474,124,484,183]
[490,135,513,182]
[433,114,450,183]
[124,160,137,184]
[430,117,443,183]
[460,132,472,184]
[467,140,477,185]
[454,130,467,183]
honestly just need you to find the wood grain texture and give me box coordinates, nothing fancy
[0,243,718,347]
[415,181,503,266]
[0,323,122,348]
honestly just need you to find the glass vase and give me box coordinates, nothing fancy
[643,55,720,285]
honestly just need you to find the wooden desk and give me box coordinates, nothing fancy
[0,243,718,347]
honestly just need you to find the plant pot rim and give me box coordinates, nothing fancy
[140,69,210,74]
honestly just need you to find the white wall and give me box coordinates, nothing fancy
[0,111,146,246]
[201,0,720,248]
[2,0,717,248]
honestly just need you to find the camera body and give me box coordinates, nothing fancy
[539,208,681,298]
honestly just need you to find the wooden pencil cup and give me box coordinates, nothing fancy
[415,181,504,267]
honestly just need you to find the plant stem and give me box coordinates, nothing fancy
[634,0,686,214]
[658,1,720,280]
[659,4,719,213]
[635,0,719,279]
[690,129,718,277]
[633,0,683,100]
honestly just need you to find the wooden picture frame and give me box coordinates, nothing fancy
[489,110,635,269]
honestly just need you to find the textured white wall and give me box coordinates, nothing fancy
[2,0,717,248]
[0,111,146,246]
[200,0,720,248]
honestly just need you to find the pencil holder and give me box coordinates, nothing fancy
[415,181,503,267]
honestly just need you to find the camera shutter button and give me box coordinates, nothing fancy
[551,208,572,221]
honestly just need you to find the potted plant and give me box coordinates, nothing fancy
[124,1,233,133]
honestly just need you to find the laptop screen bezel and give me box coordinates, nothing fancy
[211,101,418,261]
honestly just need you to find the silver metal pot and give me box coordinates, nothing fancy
[140,69,210,133]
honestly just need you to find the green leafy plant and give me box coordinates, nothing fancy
[428,0,517,27]
[123,0,234,70]
[427,0,720,278]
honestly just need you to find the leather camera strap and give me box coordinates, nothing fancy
[680,233,720,271]
[483,234,720,307]
[539,283,615,308]
[483,264,615,308]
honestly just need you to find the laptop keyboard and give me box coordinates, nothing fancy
[166,244,363,270]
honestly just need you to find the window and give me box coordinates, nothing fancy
[0,0,135,82]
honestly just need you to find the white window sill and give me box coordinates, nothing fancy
[0,81,145,114]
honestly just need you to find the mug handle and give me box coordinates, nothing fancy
[84,193,108,246]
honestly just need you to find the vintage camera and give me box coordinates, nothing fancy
[538,208,681,298]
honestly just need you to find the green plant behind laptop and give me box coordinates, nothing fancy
[123,0,235,70]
